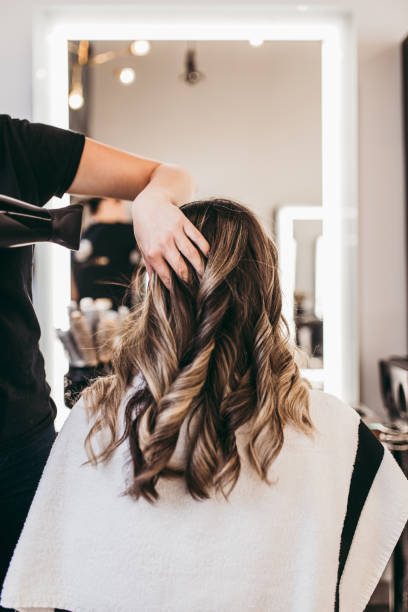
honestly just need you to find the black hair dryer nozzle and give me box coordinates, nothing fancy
[0,194,83,250]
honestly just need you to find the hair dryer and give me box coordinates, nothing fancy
[0,193,83,250]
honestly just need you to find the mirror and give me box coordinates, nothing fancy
[33,6,357,420]
[276,205,323,386]
[67,38,322,386]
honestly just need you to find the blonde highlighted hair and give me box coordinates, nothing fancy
[83,199,313,502]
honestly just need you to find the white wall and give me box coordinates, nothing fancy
[1,0,407,416]
[87,40,321,226]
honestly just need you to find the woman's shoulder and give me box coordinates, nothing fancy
[306,388,361,447]
[308,388,359,419]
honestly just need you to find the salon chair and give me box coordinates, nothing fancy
[376,356,408,611]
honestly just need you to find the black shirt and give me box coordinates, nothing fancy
[72,222,138,309]
[0,115,85,448]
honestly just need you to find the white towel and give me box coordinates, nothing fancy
[2,384,408,612]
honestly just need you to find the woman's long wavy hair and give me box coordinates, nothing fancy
[83,199,313,502]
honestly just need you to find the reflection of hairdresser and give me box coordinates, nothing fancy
[0,114,209,607]
[72,197,141,309]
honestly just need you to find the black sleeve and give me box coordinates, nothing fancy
[0,114,85,207]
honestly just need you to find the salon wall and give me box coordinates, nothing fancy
[0,0,407,416]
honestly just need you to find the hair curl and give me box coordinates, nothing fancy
[83,199,313,502]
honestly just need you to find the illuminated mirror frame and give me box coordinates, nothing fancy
[33,5,358,426]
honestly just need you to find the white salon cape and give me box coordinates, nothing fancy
[2,382,408,612]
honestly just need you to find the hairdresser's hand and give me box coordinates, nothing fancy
[132,188,209,288]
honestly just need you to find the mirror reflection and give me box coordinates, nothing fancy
[71,197,140,309]
[67,39,322,389]
[293,218,323,367]
[276,205,324,375]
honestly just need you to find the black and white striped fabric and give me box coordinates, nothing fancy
[2,386,408,612]
[335,420,384,610]
[335,418,408,610]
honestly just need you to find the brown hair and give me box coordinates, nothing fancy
[83,199,313,502]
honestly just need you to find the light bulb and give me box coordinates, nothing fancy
[249,37,264,47]
[68,90,84,110]
[118,67,135,85]
[130,40,151,56]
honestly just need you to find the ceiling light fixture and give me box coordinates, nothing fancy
[130,40,151,56]
[249,37,264,47]
[68,88,84,110]
[180,44,205,85]
[117,67,136,85]
[68,60,84,110]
